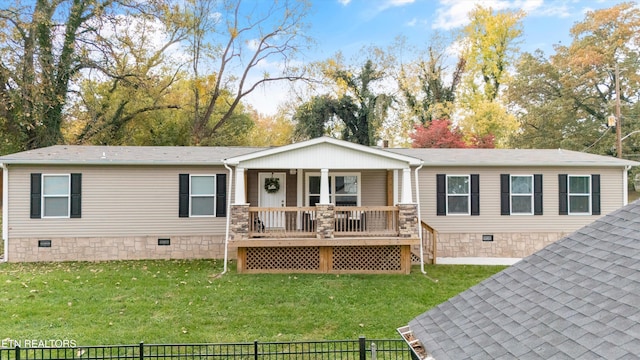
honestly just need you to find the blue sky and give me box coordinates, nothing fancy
[246,0,632,114]
[304,0,620,59]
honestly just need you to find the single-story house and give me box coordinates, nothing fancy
[401,199,640,359]
[0,137,637,273]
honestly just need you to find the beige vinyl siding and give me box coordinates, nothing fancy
[360,170,387,206]
[8,165,230,238]
[245,169,387,207]
[417,166,625,234]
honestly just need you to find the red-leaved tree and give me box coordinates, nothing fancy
[410,119,495,148]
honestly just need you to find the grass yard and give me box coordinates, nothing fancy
[0,260,504,345]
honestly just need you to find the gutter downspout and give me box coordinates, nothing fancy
[222,161,234,275]
[624,165,632,206]
[414,162,425,274]
[1,163,7,262]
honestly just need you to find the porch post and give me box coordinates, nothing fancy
[320,168,330,204]
[234,167,246,204]
[401,168,413,203]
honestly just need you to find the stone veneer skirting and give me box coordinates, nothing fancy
[6,235,228,262]
[429,232,569,259]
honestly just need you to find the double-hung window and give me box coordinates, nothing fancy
[510,175,533,214]
[501,174,542,215]
[446,175,470,215]
[568,175,591,214]
[306,173,360,206]
[42,174,71,218]
[437,174,479,216]
[178,174,227,217]
[190,175,216,216]
[558,174,600,216]
[30,173,82,219]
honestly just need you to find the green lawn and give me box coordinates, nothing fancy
[0,260,504,345]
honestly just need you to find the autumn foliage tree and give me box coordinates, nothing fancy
[410,119,494,148]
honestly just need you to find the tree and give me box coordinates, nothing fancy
[411,118,495,148]
[294,59,392,146]
[0,0,191,152]
[247,108,296,146]
[69,6,188,145]
[187,0,312,145]
[397,37,465,125]
[508,3,640,154]
[411,119,466,148]
[456,5,523,145]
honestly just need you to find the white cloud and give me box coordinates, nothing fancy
[338,0,351,5]
[246,39,260,52]
[432,0,544,30]
[379,0,415,11]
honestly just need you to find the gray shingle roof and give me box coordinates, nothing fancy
[1,143,638,167]
[408,200,640,360]
[0,145,265,165]
[387,148,639,167]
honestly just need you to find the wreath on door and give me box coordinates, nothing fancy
[264,177,280,193]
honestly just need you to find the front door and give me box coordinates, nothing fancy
[258,172,287,228]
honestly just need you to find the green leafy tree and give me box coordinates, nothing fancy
[294,59,392,146]
[508,2,640,156]
[0,0,185,152]
[456,5,523,145]
[398,39,465,125]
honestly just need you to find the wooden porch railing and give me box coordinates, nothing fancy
[248,206,399,238]
[420,220,437,264]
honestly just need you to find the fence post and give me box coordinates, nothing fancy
[254,341,258,360]
[14,345,20,360]
[359,337,366,360]
[139,342,144,360]
[370,342,377,360]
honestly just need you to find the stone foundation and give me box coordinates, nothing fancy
[6,235,229,262]
[421,232,569,260]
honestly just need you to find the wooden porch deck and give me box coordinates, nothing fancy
[230,206,427,274]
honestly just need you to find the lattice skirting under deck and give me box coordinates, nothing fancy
[236,245,412,274]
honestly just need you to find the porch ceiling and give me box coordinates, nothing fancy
[225,137,421,169]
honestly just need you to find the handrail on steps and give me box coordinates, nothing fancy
[420,220,437,265]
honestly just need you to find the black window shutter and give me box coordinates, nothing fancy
[534,174,543,215]
[471,174,480,216]
[436,174,446,216]
[70,173,82,218]
[559,174,568,215]
[216,174,227,217]
[591,174,601,215]
[500,174,510,215]
[30,173,42,219]
[179,174,189,217]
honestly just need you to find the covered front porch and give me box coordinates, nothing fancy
[223,137,427,274]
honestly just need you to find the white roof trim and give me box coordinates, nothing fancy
[224,136,423,166]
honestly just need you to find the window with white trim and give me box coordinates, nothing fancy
[568,175,590,214]
[42,174,70,218]
[511,175,533,214]
[306,173,360,206]
[190,175,216,216]
[447,175,470,215]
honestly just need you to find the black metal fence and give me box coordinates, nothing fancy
[0,338,414,360]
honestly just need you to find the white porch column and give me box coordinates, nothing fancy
[234,167,247,204]
[401,168,413,203]
[320,168,330,204]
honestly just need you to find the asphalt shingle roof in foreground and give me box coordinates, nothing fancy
[408,200,640,360]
